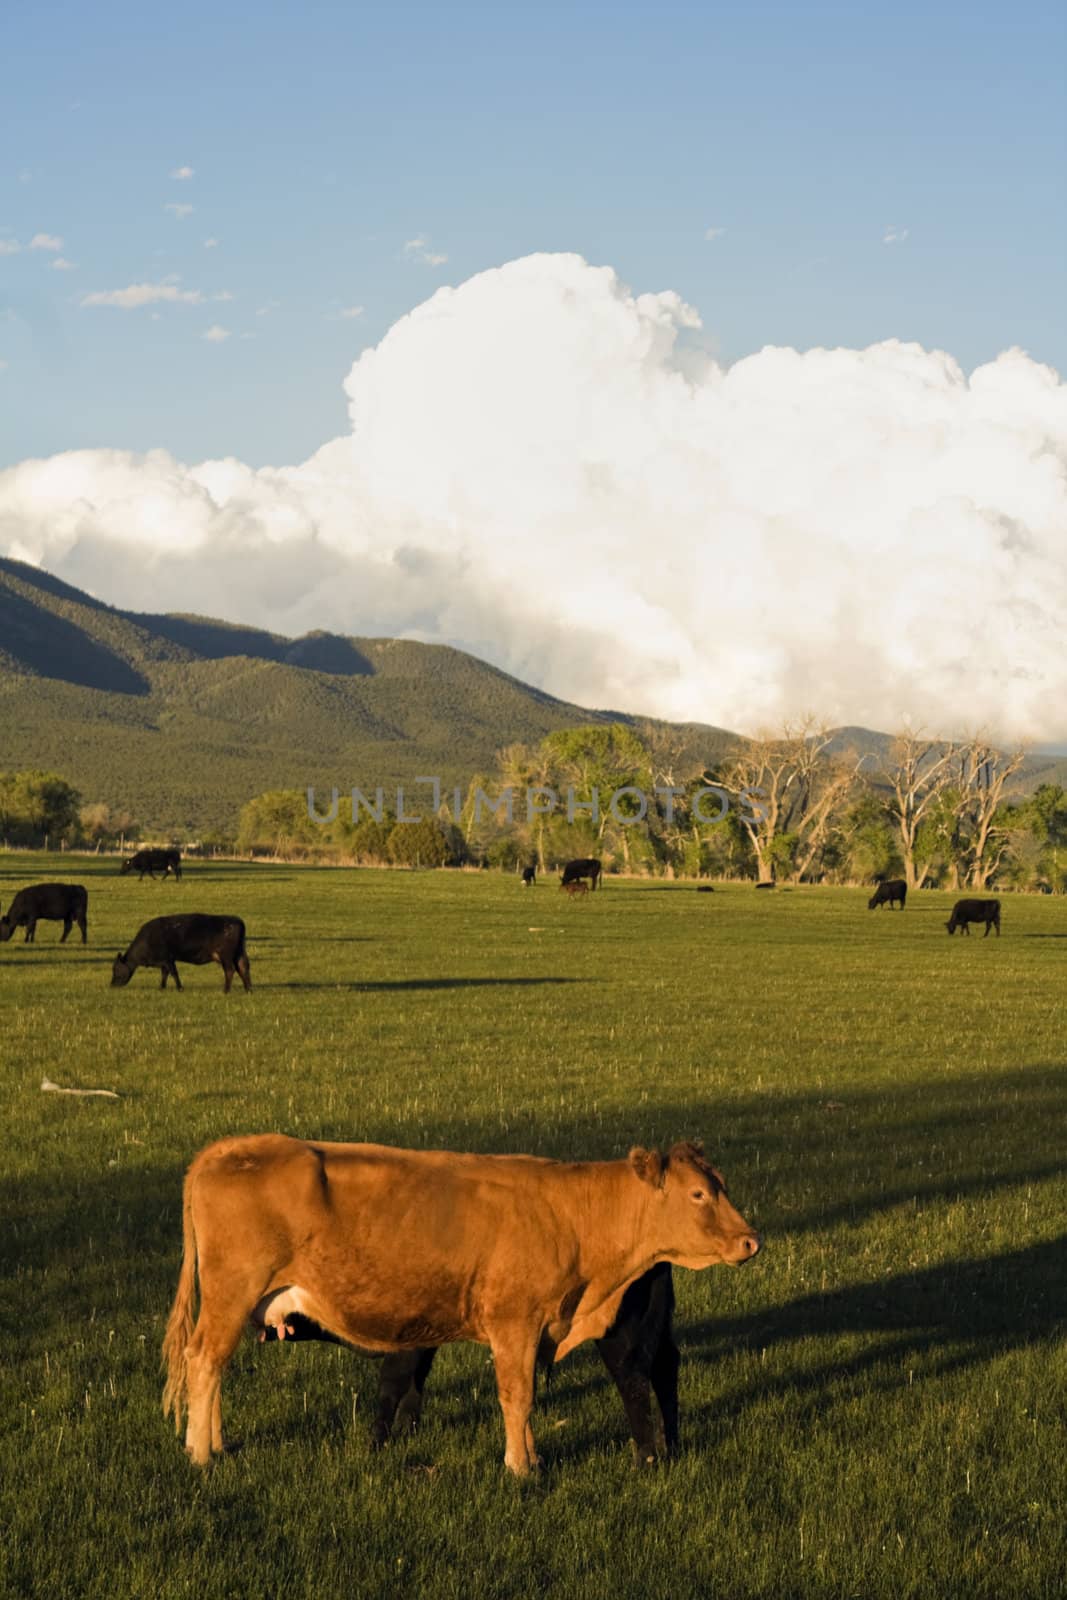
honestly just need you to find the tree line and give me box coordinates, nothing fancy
[233,722,1067,891]
[4,726,1064,889]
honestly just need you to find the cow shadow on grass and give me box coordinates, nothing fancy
[674,1234,1066,1429]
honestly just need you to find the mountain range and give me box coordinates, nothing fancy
[3,559,1063,837]
[0,558,742,835]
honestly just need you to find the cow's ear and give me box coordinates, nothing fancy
[628,1147,665,1188]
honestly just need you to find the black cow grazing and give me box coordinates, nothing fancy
[259,1262,680,1466]
[111,914,251,991]
[121,848,182,881]
[946,899,1001,938]
[868,879,907,911]
[696,886,715,894]
[560,857,602,892]
[521,866,536,887]
[0,883,88,944]
[755,881,775,890]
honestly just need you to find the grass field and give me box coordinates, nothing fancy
[2,854,1064,1600]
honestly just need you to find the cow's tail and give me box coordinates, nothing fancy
[161,1174,198,1432]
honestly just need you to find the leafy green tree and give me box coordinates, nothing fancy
[237,791,317,855]
[0,769,81,845]
[386,818,451,867]
[841,791,901,883]
[349,816,393,864]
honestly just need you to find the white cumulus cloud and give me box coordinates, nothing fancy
[50,257,77,271]
[201,324,231,342]
[883,225,910,245]
[3,252,1066,741]
[30,233,63,251]
[171,165,194,180]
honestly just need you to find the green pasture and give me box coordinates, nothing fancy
[1,854,1064,1599]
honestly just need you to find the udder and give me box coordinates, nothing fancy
[250,1286,316,1341]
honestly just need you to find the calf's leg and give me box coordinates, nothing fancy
[649,1334,681,1457]
[373,1348,438,1446]
[596,1333,658,1464]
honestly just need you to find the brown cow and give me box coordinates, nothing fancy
[561,880,589,898]
[162,1137,759,1475]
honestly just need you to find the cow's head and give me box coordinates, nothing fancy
[867,892,880,909]
[629,1140,760,1269]
[119,859,133,875]
[0,915,13,943]
[111,953,134,987]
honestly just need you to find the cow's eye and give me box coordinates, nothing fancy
[690,1189,706,1203]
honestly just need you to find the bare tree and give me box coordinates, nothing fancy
[881,730,959,889]
[949,736,1029,889]
[716,720,855,883]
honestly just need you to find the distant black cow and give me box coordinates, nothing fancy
[696,886,715,894]
[560,857,602,892]
[0,883,88,944]
[946,899,1001,938]
[259,1262,679,1465]
[755,881,775,890]
[121,848,182,881]
[521,865,536,887]
[868,879,907,911]
[111,913,250,991]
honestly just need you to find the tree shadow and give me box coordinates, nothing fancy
[266,976,585,992]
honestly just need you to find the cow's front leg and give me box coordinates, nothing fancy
[25,922,35,943]
[61,919,72,943]
[490,1329,541,1475]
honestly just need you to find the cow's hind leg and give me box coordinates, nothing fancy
[489,1328,541,1475]
[236,954,252,992]
[184,1269,265,1465]
[25,922,35,943]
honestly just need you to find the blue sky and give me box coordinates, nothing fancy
[3,0,1065,470]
